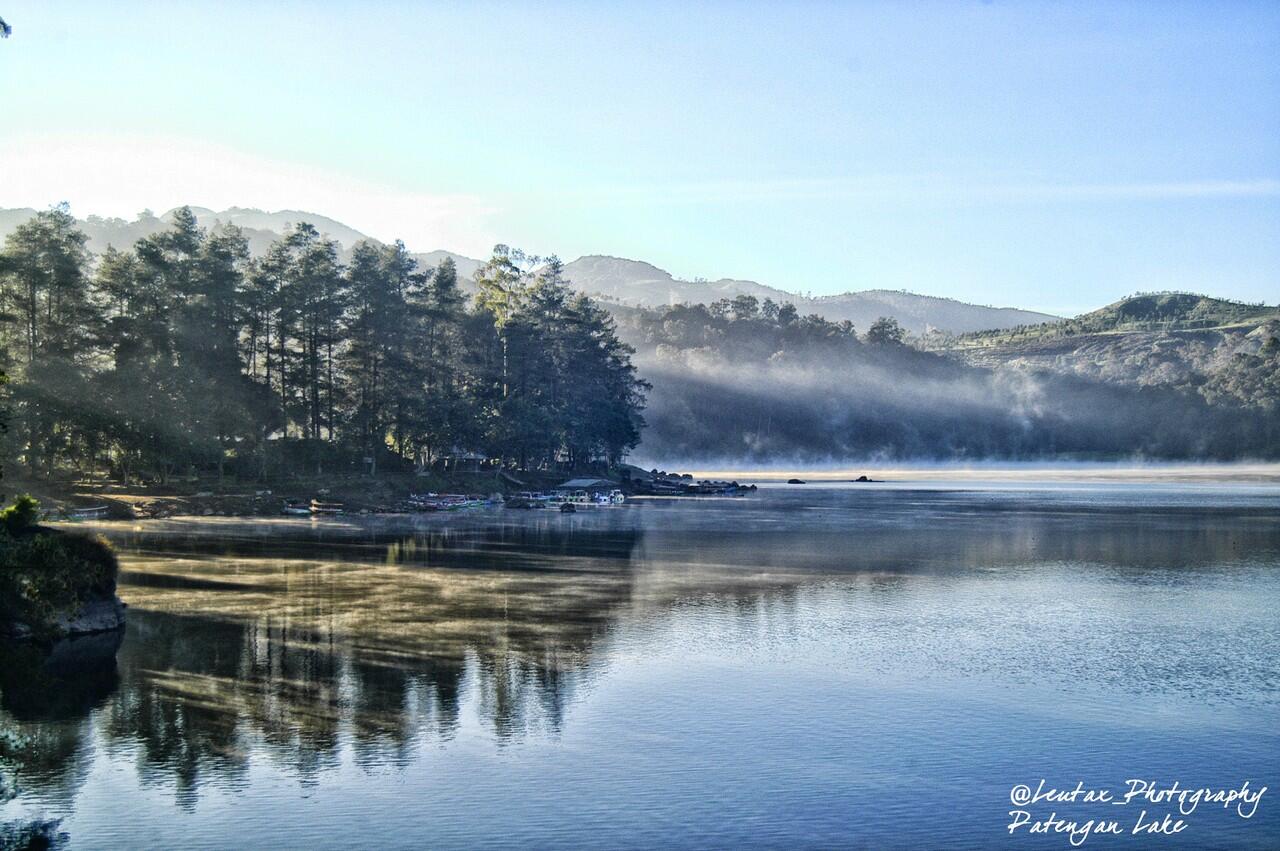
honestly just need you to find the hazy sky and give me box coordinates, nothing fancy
[2,1,1278,314]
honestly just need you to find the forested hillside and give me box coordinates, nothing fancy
[0,207,646,483]
[933,293,1280,417]
[613,295,1279,463]
[2,207,1274,477]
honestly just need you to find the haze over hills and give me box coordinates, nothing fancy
[2,204,1274,463]
[560,255,1059,334]
[933,293,1280,408]
[614,291,1279,464]
[0,206,1057,335]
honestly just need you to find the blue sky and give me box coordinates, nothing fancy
[1,1,1277,314]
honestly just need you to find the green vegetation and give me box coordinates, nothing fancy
[1202,336,1280,414]
[614,299,1279,461]
[0,206,1273,470]
[946,292,1279,347]
[921,292,1280,422]
[0,496,119,640]
[0,494,38,534]
[0,206,646,485]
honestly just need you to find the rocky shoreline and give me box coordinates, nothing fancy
[0,522,126,642]
[1,596,127,641]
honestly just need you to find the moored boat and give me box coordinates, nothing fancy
[310,499,344,515]
[66,505,109,520]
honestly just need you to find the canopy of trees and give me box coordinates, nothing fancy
[612,300,1279,462]
[0,206,646,482]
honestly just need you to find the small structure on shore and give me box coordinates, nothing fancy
[437,451,488,474]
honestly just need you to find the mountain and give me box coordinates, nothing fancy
[182,206,370,250]
[415,249,484,281]
[935,293,1280,412]
[562,255,1058,334]
[561,255,787,304]
[0,206,484,288]
[4,206,1056,333]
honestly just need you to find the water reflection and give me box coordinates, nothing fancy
[0,632,121,849]
[2,487,1278,848]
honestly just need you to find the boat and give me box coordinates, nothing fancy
[310,499,345,515]
[66,505,109,520]
[407,492,492,512]
[505,493,548,509]
[559,502,577,513]
[282,500,312,515]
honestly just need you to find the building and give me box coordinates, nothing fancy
[554,478,618,494]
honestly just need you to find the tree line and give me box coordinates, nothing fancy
[611,298,1279,461]
[0,206,647,483]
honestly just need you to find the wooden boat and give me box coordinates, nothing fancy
[310,499,345,515]
[67,505,109,520]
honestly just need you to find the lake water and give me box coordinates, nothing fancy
[3,481,1279,849]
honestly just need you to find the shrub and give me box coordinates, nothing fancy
[0,521,118,640]
[0,495,40,535]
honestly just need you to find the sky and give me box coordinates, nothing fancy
[1,1,1277,315]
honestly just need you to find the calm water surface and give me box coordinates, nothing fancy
[3,482,1279,849]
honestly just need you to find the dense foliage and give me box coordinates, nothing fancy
[0,494,38,535]
[0,497,119,640]
[0,207,646,481]
[926,293,1280,417]
[944,292,1279,347]
[614,298,1279,461]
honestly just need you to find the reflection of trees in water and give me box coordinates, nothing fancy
[0,632,122,847]
[100,609,471,804]
[3,504,1277,816]
[0,524,643,808]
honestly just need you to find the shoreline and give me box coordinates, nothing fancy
[24,463,1280,526]
[681,462,1280,484]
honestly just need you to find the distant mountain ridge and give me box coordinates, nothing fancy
[559,254,1059,334]
[1,205,1060,333]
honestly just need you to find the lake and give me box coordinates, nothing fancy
[3,481,1279,849]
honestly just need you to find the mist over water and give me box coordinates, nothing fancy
[3,483,1279,849]
[616,306,1280,462]
[660,462,1280,483]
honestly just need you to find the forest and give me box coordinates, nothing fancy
[613,296,1280,463]
[0,206,647,483]
[3,205,1276,482]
